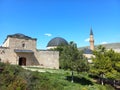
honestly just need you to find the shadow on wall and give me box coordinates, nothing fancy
[31,53,40,65]
[16,53,40,66]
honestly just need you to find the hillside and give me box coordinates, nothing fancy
[99,43,120,49]
[0,62,115,90]
[79,42,120,50]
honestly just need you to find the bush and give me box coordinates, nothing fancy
[0,62,27,90]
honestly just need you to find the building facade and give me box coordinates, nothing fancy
[0,34,59,69]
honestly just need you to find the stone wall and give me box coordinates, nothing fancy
[35,50,59,69]
[3,37,36,50]
[0,47,17,64]
[2,38,10,47]
[0,48,59,69]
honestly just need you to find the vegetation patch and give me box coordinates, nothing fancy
[0,62,115,90]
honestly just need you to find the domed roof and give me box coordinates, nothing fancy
[7,33,36,40]
[47,37,68,47]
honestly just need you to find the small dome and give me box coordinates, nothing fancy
[7,33,36,40]
[47,37,68,47]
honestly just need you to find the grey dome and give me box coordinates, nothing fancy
[47,37,68,47]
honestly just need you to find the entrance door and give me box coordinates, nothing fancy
[19,57,26,66]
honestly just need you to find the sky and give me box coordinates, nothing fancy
[0,0,120,49]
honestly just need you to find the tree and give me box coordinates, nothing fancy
[54,41,89,73]
[91,45,120,85]
[105,49,120,80]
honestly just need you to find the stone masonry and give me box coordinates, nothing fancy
[0,34,59,69]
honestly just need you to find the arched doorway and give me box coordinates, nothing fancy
[19,57,26,66]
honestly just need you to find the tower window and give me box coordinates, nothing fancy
[22,43,25,48]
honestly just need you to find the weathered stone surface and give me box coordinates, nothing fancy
[0,34,59,69]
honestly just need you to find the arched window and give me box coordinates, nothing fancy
[22,41,25,48]
[22,43,25,48]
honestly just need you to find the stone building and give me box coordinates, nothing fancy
[0,33,59,69]
[1,30,119,69]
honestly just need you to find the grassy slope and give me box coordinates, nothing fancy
[0,63,115,90]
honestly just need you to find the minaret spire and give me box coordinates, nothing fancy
[89,27,94,50]
[90,28,93,35]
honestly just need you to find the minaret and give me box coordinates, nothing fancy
[89,28,94,50]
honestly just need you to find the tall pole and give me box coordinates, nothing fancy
[71,70,74,83]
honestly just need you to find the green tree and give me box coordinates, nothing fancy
[105,49,120,80]
[54,41,89,73]
[91,45,120,85]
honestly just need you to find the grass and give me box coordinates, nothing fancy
[0,63,115,90]
[24,66,115,90]
[24,66,71,74]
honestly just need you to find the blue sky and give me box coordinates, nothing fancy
[0,0,120,49]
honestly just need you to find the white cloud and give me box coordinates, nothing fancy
[44,33,52,37]
[100,42,108,44]
[85,38,90,42]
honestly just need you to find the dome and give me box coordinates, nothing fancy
[7,33,36,40]
[47,37,68,47]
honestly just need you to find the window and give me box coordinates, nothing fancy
[22,43,25,48]
[22,41,25,48]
